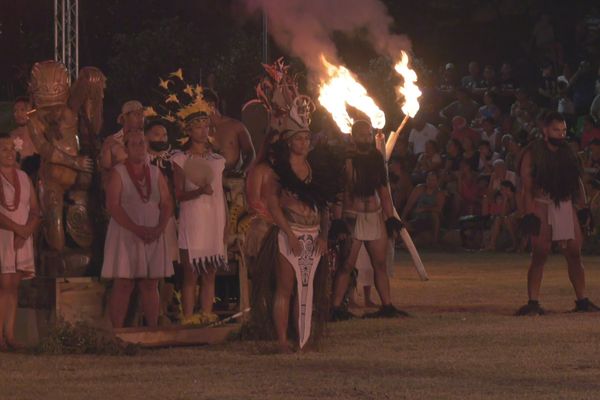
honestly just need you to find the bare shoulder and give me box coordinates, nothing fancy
[222,116,249,133]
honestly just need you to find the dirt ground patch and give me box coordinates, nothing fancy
[1,252,600,400]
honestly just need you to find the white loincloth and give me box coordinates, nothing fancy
[536,198,575,241]
[345,209,385,242]
[277,224,321,349]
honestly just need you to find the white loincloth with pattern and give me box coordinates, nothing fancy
[277,223,321,349]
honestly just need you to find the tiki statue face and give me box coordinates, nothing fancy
[29,60,70,107]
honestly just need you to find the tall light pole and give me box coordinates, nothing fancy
[54,0,79,81]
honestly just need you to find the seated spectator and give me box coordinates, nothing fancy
[451,116,480,146]
[441,139,463,182]
[457,160,486,216]
[581,115,600,149]
[476,91,502,125]
[498,62,519,97]
[591,92,600,123]
[556,81,576,122]
[460,136,479,171]
[473,65,497,96]
[388,156,414,213]
[411,140,443,184]
[510,89,539,123]
[504,134,524,172]
[583,139,600,171]
[488,159,517,196]
[477,141,501,174]
[499,134,513,158]
[514,109,538,141]
[440,87,480,123]
[401,171,446,244]
[408,115,439,155]
[483,181,518,252]
[437,63,459,96]
[461,61,481,91]
[456,165,489,249]
[479,117,501,152]
[391,138,417,172]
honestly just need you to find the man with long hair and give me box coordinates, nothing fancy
[517,112,598,315]
[330,120,405,320]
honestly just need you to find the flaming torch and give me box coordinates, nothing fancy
[384,51,422,160]
[318,55,385,133]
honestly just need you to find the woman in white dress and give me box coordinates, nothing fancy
[102,129,173,328]
[0,132,40,350]
[172,113,227,323]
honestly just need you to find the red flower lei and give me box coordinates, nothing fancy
[0,168,20,212]
[125,160,151,203]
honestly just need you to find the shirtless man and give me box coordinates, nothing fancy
[99,100,144,174]
[330,120,405,320]
[9,97,39,177]
[517,111,599,315]
[204,89,255,176]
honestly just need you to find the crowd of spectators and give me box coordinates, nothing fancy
[379,51,600,251]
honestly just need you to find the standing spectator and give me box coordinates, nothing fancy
[408,115,439,155]
[569,60,596,115]
[537,63,558,109]
[102,129,173,328]
[440,87,480,123]
[0,132,40,350]
[531,14,556,62]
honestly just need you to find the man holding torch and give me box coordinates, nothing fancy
[330,120,406,320]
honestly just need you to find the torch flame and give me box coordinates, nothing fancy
[394,51,421,118]
[318,55,385,134]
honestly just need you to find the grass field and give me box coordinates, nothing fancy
[1,252,600,400]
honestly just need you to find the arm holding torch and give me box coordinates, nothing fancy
[376,126,428,281]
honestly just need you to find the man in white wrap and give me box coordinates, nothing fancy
[330,121,407,321]
[517,111,599,315]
